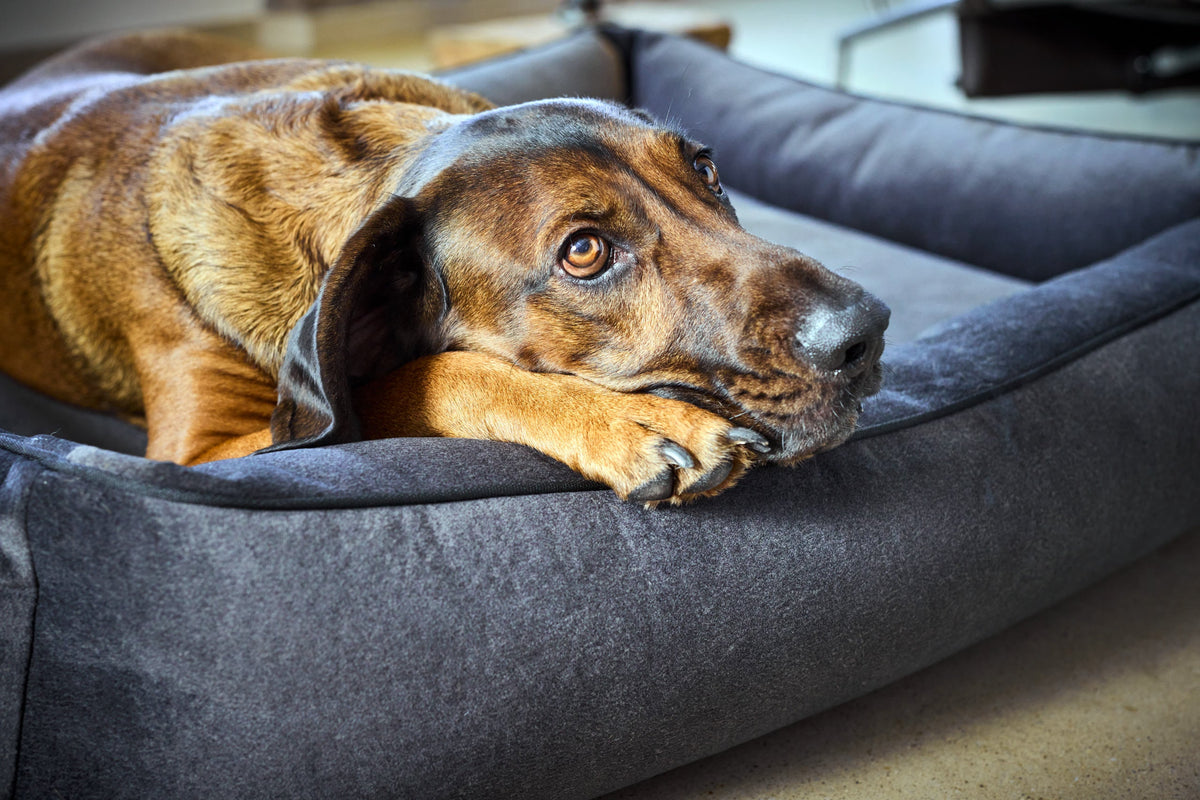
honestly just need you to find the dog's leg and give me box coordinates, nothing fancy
[185,429,275,464]
[136,334,279,466]
[354,351,762,504]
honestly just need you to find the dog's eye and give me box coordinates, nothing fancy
[561,232,610,279]
[694,155,722,194]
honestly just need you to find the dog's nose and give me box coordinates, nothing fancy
[794,288,890,376]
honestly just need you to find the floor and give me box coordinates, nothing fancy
[316,3,1200,798]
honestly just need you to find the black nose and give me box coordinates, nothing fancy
[794,288,890,376]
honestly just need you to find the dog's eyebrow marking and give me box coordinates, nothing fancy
[547,204,653,255]
[609,137,726,228]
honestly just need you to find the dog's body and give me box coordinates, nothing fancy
[0,31,888,503]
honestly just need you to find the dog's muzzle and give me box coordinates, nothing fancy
[746,283,890,462]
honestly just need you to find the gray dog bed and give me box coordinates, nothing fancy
[2,27,1198,800]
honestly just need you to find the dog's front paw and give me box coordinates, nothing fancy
[572,394,771,505]
[354,353,769,504]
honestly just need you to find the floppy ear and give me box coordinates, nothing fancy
[263,195,441,451]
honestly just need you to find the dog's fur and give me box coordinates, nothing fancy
[0,31,888,503]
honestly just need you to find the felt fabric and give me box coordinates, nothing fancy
[860,217,1200,436]
[0,456,36,798]
[6,300,1200,800]
[1,26,1198,800]
[441,31,627,107]
[0,372,148,456]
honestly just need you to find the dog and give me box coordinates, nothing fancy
[0,30,889,504]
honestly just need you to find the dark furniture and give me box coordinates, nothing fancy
[837,0,1200,95]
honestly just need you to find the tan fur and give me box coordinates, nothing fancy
[355,351,754,502]
[0,31,488,461]
[0,31,885,504]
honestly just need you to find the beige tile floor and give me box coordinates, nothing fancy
[313,4,1200,797]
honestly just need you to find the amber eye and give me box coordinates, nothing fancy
[560,232,611,278]
[694,155,722,193]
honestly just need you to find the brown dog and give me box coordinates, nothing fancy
[0,30,888,503]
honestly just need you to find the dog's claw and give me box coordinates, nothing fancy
[627,471,675,503]
[659,441,696,470]
[684,458,734,495]
[727,427,772,454]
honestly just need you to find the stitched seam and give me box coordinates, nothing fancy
[0,435,600,510]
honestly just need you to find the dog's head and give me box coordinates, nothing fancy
[272,99,888,462]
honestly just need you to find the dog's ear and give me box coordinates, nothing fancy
[264,195,441,451]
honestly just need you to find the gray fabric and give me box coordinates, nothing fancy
[0,372,146,456]
[0,456,36,798]
[8,299,1200,800]
[1,26,1198,800]
[727,189,1030,344]
[860,217,1200,435]
[621,30,1200,281]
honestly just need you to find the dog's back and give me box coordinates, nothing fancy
[0,32,307,412]
[0,31,485,423]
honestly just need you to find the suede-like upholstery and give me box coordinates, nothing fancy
[2,28,1197,800]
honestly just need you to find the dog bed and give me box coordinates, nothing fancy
[2,27,1198,800]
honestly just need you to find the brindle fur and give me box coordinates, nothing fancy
[0,30,885,504]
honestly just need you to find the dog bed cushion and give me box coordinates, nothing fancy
[727,190,1030,343]
[3,27,1199,800]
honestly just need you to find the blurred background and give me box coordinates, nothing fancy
[2,0,1198,139]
